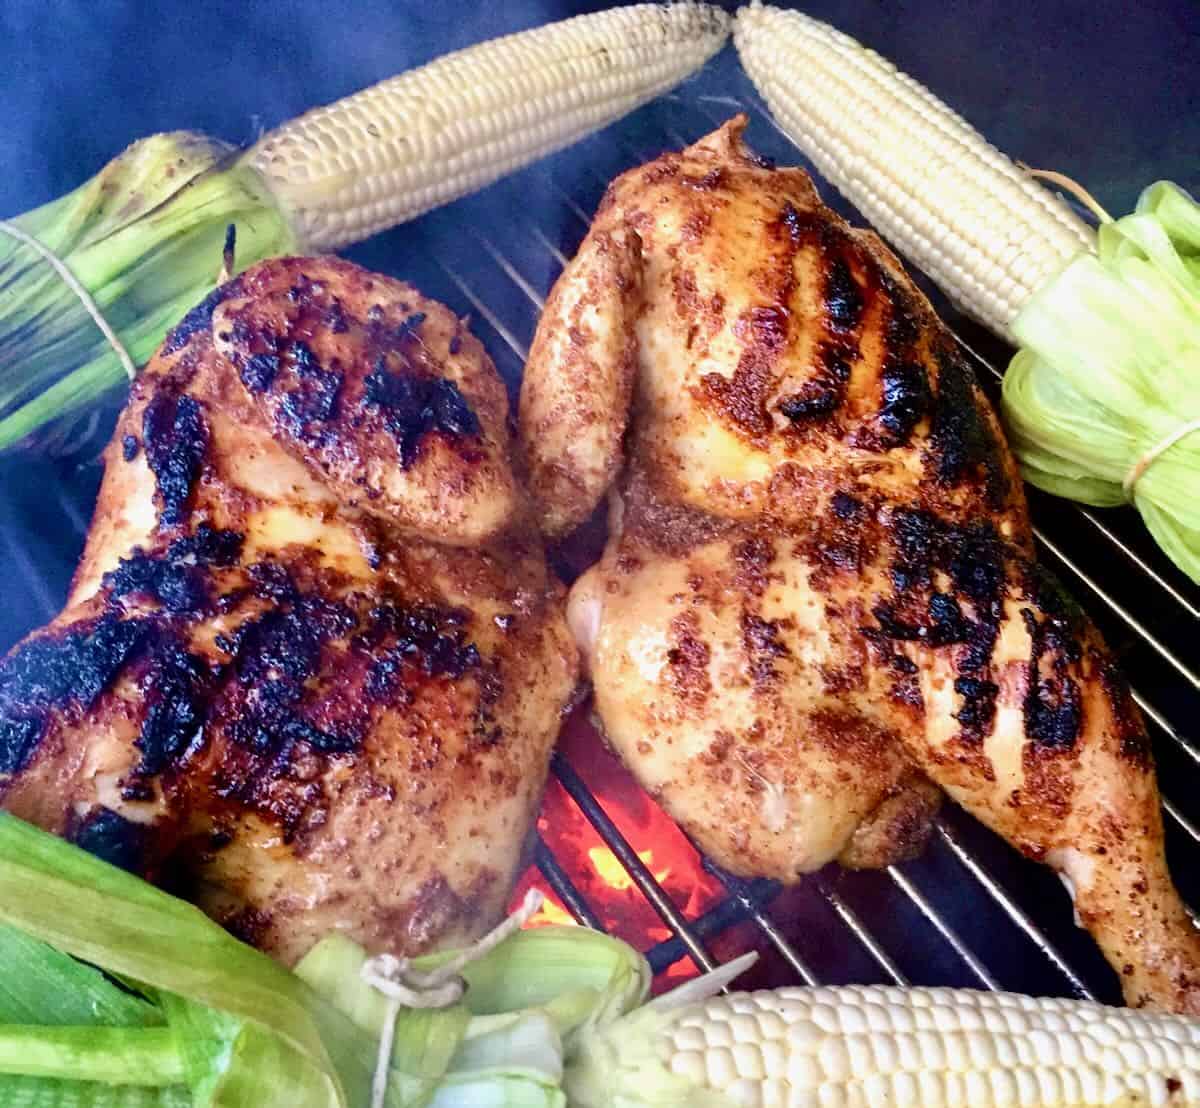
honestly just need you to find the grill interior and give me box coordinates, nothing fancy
[2,46,1198,1006]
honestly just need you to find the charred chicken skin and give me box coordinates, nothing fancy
[0,256,577,965]
[519,117,1200,1012]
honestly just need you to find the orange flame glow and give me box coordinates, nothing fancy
[510,706,726,987]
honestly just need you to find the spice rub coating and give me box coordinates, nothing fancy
[0,256,577,965]
[523,117,1200,1013]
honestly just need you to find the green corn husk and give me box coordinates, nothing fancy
[0,132,296,453]
[1002,181,1200,582]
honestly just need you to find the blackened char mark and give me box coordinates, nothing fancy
[104,526,243,615]
[274,341,343,441]
[1020,604,1083,752]
[239,353,279,392]
[162,277,245,355]
[1097,655,1153,771]
[363,359,480,469]
[364,604,482,696]
[71,807,148,873]
[825,256,863,332]
[122,434,139,461]
[142,391,207,528]
[223,595,358,757]
[0,615,148,774]
[879,360,931,445]
[929,349,1009,506]
[135,641,208,775]
[877,508,1011,742]
[954,675,999,738]
[779,349,850,423]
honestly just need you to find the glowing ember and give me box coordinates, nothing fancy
[509,704,726,986]
[587,846,670,892]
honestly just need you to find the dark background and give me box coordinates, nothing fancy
[2,1,1196,220]
[1,1,1199,1000]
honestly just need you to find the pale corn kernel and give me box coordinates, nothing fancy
[733,1040,767,1082]
[786,1049,823,1090]
[817,1035,852,1082]
[916,1068,946,1108]
[705,1045,736,1088]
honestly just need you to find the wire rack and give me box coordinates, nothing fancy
[2,50,1198,1005]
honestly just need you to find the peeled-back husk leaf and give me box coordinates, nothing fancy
[0,814,360,1107]
[1002,180,1200,582]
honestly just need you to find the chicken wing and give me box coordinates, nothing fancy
[520,117,1200,1012]
[0,256,577,964]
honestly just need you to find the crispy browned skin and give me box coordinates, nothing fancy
[0,257,577,965]
[520,117,1200,1012]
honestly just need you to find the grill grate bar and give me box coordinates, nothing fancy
[816,879,910,986]
[887,867,1000,989]
[534,835,605,931]
[1164,796,1200,845]
[1033,526,1199,690]
[0,525,56,621]
[436,259,530,363]
[933,820,1097,1000]
[550,751,719,973]
[479,234,548,312]
[712,871,822,986]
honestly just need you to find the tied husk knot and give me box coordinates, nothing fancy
[1002,180,1200,583]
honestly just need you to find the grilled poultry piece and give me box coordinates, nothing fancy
[0,256,577,965]
[519,117,1200,1012]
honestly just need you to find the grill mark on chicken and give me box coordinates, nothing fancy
[0,614,148,775]
[273,340,344,442]
[363,361,480,469]
[741,611,789,690]
[104,527,244,614]
[1098,655,1153,770]
[928,348,1011,507]
[133,639,207,777]
[70,806,147,873]
[142,390,208,527]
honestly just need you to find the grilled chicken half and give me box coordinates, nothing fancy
[519,117,1200,1012]
[0,256,577,964]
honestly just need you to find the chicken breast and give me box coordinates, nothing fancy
[0,256,577,964]
[519,117,1200,1013]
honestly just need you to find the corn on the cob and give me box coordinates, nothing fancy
[566,980,1200,1107]
[1,5,728,454]
[245,3,731,250]
[734,4,1094,339]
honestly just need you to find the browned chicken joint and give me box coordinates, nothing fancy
[0,256,577,965]
[519,116,1200,1014]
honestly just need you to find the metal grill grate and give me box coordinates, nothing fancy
[3,49,1198,1006]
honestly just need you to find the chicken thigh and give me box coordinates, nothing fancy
[519,117,1200,1012]
[0,256,577,964]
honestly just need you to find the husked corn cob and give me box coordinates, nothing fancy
[566,982,1200,1107]
[734,4,1095,339]
[245,3,730,250]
